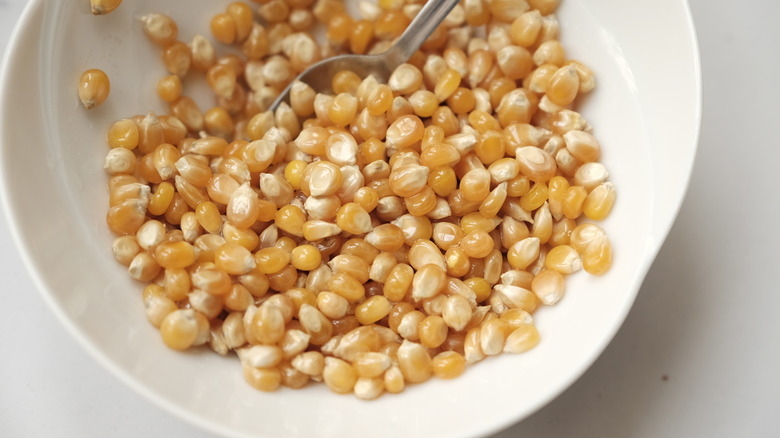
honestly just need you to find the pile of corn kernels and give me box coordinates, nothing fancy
[95,0,615,399]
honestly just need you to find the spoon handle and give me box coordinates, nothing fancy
[383,0,462,66]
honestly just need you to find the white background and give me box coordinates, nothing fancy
[1,0,777,436]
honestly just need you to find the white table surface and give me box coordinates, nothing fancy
[1,0,777,436]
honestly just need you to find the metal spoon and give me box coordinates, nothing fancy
[269,0,462,111]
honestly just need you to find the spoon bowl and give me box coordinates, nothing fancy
[269,0,460,110]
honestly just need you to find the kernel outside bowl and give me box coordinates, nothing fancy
[0,0,700,437]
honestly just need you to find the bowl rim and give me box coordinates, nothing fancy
[0,0,702,436]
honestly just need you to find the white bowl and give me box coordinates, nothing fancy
[0,0,700,437]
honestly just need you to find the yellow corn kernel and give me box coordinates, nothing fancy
[349,19,374,54]
[107,119,139,151]
[211,12,237,44]
[254,247,291,275]
[195,201,222,234]
[562,185,588,219]
[504,323,540,353]
[162,41,192,77]
[583,182,616,220]
[154,241,196,269]
[434,68,461,102]
[328,271,366,303]
[335,203,373,235]
[328,93,358,127]
[290,245,322,271]
[581,233,612,275]
[160,309,200,350]
[323,357,358,394]
[355,295,392,325]
[78,69,110,109]
[546,64,579,107]
[431,351,466,379]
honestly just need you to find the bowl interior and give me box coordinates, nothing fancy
[0,0,699,437]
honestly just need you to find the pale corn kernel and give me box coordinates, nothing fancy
[190,34,216,72]
[388,63,423,95]
[408,239,446,271]
[329,254,371,283]
[526,63,558,94]
[112,235,141,266]
[397,310,424,341]
[303,195,340,221]
[142,284,177,328]
[549,110,591,136]
[316,291,349,320]
[141,13,178,47]
[259,173,295,207]
[564,59,596,94]
[463,326,484,364]
[574,162,609,191]
[490,0,529,22]
[496,45,534,80]
[534,39,566,66]
[90,0,122,14]
[432,222,464,251]
[531,202,553,244]
[494,284,538,313]
[442,294,472,332]
[103,147,136,175]
[238,345,284,368]
[487,24,513,55]
[298,303,334,345]
[162,42,191,77]
[326,130,359,166]
[396,340,432,384]
[563,130,601,163]
[354,377,385,400]
[411,264,447,301]
[222,312,246,349]
[531,269,565,305]
[292,351,325,376]
[384,366,405,394]
[386,115,424,150]
[187,289,224,319]
[443,47,468,78]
